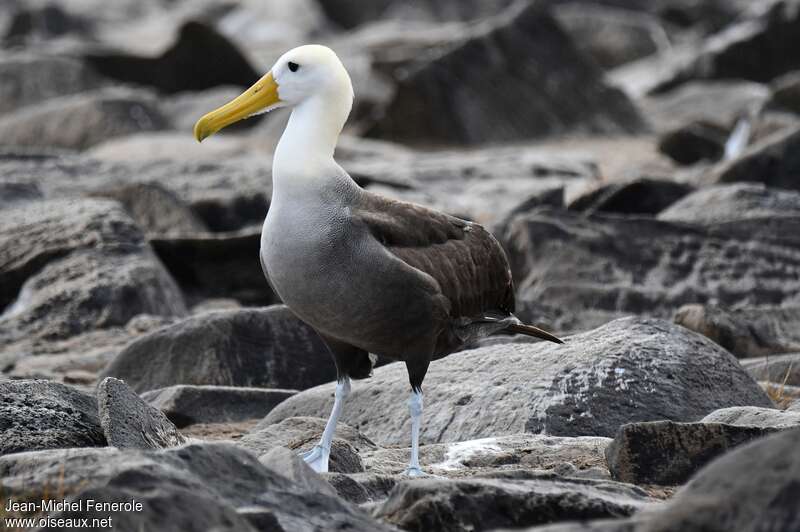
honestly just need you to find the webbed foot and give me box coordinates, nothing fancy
[300,445,330,473]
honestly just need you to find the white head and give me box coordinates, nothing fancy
[194,44,354,150]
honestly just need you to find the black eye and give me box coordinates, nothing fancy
[288,62,299,72]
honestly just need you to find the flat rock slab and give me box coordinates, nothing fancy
[674,304,800,358]
[142,385,297,427]
[362,434,611,479]
[605,420,781,486]
[0,442,391,532]
[263,317,771,446]
[100,305,335,393]
[97,377,186,449]
[0,380,106,456]
[701,406,800,428]
[658,183,800,225]
[373,475,655,532]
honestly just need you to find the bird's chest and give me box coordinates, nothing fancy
[260,200,355,323]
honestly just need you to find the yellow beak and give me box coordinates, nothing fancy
[193,71,281,142]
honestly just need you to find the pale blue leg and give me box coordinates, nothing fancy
[403,390,426,477]
[301,377,351,473]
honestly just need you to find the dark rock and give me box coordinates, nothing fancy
[3,3,93,44]
[366,3,644,145]
[323,472,372,504]
[97,377,186,449]
[768,70,800,114]
[659,182,800,224]
[0,380,105,457]
[316,0,514,29]
[263,318,771,446]
[142,385,296,427]
[654,0,800,91]
[0,181,42,208]
[0,54,105,116]
[150,228,277,306]
[85,21,260,94]
[709,124,800,191]
[0,88,167,150]
[100,305,335,393]
[701,406,800,428]
[643,428,800,530]
[0,198,186,363]
[1,442,390,532]
[566,179,693,216]
[91,182,208,237]
[373,475,654,531]
[502,207,800,332]
[657,120,728,165]
[240,416,374,474]
[673,304,800,358]
[606,420,779,485]
[553,4,663,69]
[740,353,800,386]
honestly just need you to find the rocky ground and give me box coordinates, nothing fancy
[1,0,800,531]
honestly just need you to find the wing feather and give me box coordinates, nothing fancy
[354,191,514,320]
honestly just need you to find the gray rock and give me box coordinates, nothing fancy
[701,406,800,428]
[511,428,800,530]
[141,385,296,427]
[740,353,800,386]
[644,428,800,530]
[97,377,185,449]
[263,318,771,446]
[673,304,800,358]
[0,87,167,150]
[0,198,186,365]
[0,181,42,208]
[768,70,800,114]
[502,207,800,333]
[605,420,780,486]
[361,434,612,478]
[366,3,644,145]
[1,441,390,532]
[316,0,513,29]
[0,380,105,457]
[90,181,208,237]
[373,475,655,532]
[642,80,768,133]
[100,305,335,393]
[709,124,800,191]
[259,446,339,497]
[654,0,800,91]
[659,183,800,225]
[566,179,693,216]
[553,4,663,69]
[240,416,374,474]
[0,53,105,116]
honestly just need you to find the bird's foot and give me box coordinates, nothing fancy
[300,445,330,473]
[402,465,427,477]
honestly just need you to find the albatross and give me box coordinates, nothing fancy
[194,45,563,476]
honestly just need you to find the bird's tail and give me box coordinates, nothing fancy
[507,322,564,344]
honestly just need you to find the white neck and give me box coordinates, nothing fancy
[272,89,351,195]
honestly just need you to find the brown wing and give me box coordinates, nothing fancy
[353,191,514,320]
